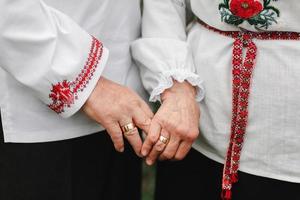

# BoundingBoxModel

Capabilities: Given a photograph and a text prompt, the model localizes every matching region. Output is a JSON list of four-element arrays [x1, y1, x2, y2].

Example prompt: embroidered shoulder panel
[[48, 37, 103, 114], [219, 0, 280, 30]]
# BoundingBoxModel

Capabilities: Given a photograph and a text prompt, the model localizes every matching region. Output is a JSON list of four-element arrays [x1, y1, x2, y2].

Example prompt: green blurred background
[[141, 100, 160, 200], [142, 163, 156, 200]]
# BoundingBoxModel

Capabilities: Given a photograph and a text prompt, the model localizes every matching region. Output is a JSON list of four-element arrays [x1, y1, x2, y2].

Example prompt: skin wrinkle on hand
[[143, 81, 200, 165], [83, 76, 154, 157]]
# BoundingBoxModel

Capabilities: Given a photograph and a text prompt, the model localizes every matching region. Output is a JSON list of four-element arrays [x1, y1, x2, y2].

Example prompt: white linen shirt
[[0, 0, 148, 143], [132, 0, 300, 182]]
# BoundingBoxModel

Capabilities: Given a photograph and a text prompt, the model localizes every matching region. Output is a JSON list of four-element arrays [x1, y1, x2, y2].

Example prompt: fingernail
[[137, 152, 143, 158], [146, 159, 153, 166], [142, 149, 148, 157]]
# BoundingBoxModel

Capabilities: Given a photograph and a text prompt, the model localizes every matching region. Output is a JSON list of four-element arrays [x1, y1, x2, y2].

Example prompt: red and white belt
[[198, 19, 300, 200]]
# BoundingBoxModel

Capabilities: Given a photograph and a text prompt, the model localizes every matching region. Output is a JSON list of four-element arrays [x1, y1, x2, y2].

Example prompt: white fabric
[[132, 38, 205, 102], [131, 1, 205, 103], [0, 68, 6, 107], [0, 0, 148, 142], [132, 0, 300, 183]]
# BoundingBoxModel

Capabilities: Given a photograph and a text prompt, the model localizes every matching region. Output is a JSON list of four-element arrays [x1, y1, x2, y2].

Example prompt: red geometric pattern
[[48, 37, 103, 114], [198, 19, 300, 200]]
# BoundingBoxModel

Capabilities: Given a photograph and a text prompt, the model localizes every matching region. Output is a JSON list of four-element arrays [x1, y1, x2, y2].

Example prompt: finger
[[105, 122, 124, 152], [119, 118, 143, 157], [159, 136, 181, 161], [145, 129, 169, 166], [141, 119, 161, 157], [119, 117, 133, 127], [139, 99, 154, 119], [132, 107, 152, 134], [123, 127, 143, 157], [173, 141, 193, 161]]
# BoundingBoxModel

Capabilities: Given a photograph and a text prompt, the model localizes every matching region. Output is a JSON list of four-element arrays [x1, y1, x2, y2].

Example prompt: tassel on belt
[[197, 19, 300, 200]]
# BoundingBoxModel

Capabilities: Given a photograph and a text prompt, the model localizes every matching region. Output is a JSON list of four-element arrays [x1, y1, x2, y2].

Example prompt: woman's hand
[[83, 77, 153, 156], [142, 81, 200, 165]]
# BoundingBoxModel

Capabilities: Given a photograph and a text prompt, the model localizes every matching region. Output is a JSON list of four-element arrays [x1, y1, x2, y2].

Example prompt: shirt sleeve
[[131, 0, 204, 102], [0, 0, 109, 118]]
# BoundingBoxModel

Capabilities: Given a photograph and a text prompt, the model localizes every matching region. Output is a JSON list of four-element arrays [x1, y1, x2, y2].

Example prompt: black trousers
[[0, 116, 141, 200], [155, 148, 300, 200]]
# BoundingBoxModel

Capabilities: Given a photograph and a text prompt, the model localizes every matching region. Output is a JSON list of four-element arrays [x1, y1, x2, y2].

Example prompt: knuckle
[[119, 102, 133, 113], [148, 135, 158, 144], [136, 117, 151, 128], [175, 126, 189, 135], [155, 143, 165, 152], [174, 154, 185, 161], [123, 104, 134, 113], [185, 133, 197, 142], [163, 152, 174, 160], [187, 129, 200, 141]]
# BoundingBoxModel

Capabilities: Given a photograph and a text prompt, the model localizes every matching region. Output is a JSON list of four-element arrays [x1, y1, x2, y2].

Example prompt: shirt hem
[[192, 143, 300, 184], [4, 126, 105, 143]]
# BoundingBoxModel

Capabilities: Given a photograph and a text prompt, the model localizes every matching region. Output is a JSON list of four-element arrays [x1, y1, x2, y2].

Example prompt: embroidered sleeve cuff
[[149, 69, 205, 103], [48, 37, 109, 118]]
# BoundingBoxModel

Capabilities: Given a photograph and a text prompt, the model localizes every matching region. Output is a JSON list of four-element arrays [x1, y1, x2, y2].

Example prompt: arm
[[131, 0, 202, 163], [0, 0, 153, 155], [132, 0, 204, 102], [0, 0, 109, 118]]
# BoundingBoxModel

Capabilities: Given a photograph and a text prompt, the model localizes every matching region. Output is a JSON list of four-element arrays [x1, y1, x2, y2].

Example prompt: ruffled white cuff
[[149, 69, 205, 102]]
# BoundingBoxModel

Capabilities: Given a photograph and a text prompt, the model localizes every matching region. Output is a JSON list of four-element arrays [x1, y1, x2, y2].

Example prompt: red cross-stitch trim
[[198, 19, 300, 200], [48, 37, 103, 114]]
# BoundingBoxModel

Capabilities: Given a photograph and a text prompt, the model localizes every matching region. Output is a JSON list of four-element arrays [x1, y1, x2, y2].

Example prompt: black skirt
[[0, 115, 142, 200], [155, 148, 300, 200]]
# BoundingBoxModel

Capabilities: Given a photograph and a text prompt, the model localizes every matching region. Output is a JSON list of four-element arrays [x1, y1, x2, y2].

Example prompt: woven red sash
[[198, 19, 300, 200]]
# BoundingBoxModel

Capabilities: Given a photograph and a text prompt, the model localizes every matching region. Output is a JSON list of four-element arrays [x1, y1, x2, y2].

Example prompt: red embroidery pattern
[[219, 0, 280, 30], [48, 37, 103, 114], [198, 19, 300, 200], [230, 0, 263, 19]]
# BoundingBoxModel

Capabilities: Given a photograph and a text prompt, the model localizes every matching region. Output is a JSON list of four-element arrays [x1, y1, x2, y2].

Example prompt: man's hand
[[83, 77, 153, 156], [142, 81, 200, 165]]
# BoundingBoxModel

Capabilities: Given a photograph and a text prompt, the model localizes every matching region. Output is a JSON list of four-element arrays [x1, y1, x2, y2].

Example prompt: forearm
[[0, 0, 109, 117]]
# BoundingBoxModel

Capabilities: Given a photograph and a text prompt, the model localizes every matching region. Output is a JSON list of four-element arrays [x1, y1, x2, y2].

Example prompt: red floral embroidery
[[219, 0, 280, 30], [197, 19, 300, 200], [230, 0, 263, 19], [48, 37, 103, 114], [48, 80, 74, 113]]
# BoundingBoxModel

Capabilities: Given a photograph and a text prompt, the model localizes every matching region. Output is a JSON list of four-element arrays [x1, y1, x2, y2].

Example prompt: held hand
[[142, 81, 200, 165], [83, 77, 153, 156]]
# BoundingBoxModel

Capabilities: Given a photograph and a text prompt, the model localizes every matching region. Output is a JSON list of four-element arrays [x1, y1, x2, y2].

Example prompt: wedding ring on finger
[[121, 123, 136, 136], [159, 135, 169, 145]]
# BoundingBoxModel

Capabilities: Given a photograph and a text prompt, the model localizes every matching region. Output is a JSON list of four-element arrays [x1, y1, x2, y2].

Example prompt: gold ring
[[123, 128, 137, 136], [159, 135, 169, 144], [121, 123, 136, 135]]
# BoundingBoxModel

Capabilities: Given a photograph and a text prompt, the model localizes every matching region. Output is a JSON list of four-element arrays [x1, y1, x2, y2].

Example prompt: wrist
[[161, 80, 196, 102], [82, 76, 106, 111]]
